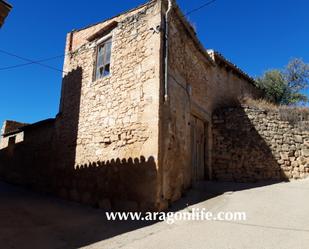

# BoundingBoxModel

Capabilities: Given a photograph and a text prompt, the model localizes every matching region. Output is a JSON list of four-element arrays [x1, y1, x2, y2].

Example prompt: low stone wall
[[0, 144, 159, 211], [0, 122, 55, 190], [54, 156, 158, 211], [0, 119, 159, 211], [212, 106, 309, 182]]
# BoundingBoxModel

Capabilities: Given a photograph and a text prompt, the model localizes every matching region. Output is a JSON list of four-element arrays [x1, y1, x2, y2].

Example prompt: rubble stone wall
[[212, 106, 309, 182], [58, 1, 161, 166], [54, 1, 164, 210], [0, 121, 55, 190], [0, 1, 164, 212], [159, 3, 262, 204]]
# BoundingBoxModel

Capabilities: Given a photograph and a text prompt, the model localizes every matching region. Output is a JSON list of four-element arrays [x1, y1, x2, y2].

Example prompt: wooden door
[[191, 115, 205, 182]]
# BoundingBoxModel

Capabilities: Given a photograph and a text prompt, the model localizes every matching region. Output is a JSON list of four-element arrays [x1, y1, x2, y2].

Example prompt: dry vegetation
[[240, 97, 309, 130], [241, 97, 278, 111], [278, 107, 309, 130]]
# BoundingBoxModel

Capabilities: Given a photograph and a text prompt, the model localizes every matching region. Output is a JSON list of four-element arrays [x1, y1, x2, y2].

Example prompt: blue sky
[[0, 0, 308, 125]]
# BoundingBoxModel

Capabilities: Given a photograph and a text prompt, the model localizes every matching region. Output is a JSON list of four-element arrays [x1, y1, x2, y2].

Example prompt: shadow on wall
[[212, 106, 288, 183], [0, 67, 84, 191], [55, 66, 83, 171], [165, 104, 293, 214], [0, 67, 160, 211], [54, 67, 160, 211], [0, 122, 55, 191], [53, 156, 158, 211]]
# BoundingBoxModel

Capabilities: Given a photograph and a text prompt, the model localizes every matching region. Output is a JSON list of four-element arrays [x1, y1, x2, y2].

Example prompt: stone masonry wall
[[212, 106, 309, 182], [0, 1, 280, 211], [54, 1, 164, 210], [0, 121, 55, 190], [0, 1, 164, 212], [58, 1, 161, 165], [0, 0, 163, 210], [159, 3, 262, 204], [0, 132, 24, 149]]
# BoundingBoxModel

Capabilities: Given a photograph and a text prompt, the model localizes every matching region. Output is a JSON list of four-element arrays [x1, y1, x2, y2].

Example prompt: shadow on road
[[0, 180, 283, 249]]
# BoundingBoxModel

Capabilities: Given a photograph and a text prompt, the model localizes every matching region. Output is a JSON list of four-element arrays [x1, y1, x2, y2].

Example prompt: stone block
[[295, 135, 303, 143], [293, 171, 300, 179], [302, 149, 309, 157], [280, 152, 289, 160]]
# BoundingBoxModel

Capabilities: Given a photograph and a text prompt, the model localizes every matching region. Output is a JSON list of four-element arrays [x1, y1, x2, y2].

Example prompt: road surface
[[0, 179, 309, 249]]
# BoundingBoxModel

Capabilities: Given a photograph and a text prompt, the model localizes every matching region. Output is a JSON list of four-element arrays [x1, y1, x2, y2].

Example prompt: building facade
[[0, 0, 262, 210]]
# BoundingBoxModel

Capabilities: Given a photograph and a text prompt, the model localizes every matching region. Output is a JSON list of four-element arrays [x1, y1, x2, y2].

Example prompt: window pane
[[103, 64, 110, 76], [99, 67, 104, 77], [96, 67, 100, 79], [97, 46, 104, 67], [96, 66, 104, 79], [104, 39, 112, 65]]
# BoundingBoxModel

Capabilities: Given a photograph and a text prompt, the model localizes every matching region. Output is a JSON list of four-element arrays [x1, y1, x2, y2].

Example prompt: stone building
[[1, 0, 266, 210], [0, 0, 12, 28]]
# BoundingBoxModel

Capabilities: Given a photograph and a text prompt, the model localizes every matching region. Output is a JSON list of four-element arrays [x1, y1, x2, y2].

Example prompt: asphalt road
[[1, 179, 309, 249]]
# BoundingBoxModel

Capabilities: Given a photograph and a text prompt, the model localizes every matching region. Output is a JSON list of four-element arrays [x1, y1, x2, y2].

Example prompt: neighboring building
[[0, 0, 262, 211], [0, 0, 12, 28]]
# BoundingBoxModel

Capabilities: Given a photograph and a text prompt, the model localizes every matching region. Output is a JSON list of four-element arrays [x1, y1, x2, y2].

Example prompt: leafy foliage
[[256, 58, 309, 105]]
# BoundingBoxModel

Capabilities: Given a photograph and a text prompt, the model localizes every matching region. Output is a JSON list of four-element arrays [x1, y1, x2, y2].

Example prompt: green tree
[[256, 58, 309, 105]]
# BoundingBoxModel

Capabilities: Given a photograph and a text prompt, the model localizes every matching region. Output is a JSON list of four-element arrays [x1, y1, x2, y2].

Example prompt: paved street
[[1, 179, 309, 249]]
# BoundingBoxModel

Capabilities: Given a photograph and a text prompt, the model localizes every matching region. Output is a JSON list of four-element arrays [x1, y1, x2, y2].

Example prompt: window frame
[[93, 33, 113, 81]]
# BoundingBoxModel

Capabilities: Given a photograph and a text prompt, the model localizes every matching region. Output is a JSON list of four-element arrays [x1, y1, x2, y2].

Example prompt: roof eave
[[210, 50, 257, 86], [2, 118, 55, 137], [0, 0, 12, 10], [173, 5, 215, 67], [74, 0, 156, 33]]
